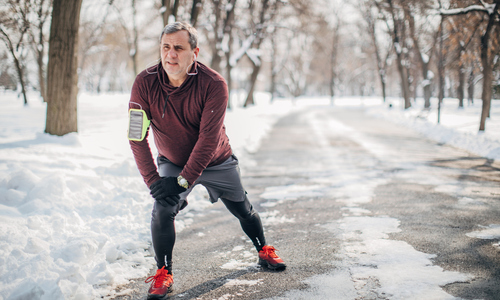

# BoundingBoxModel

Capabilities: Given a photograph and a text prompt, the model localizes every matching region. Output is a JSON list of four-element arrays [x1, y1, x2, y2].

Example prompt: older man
[[128, 21, 286, 299]]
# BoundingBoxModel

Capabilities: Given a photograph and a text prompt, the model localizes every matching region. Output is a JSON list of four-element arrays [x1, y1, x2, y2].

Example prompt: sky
[[0, 90, 499, 299]]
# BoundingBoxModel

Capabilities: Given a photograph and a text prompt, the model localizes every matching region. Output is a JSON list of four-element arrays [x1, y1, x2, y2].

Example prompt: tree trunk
[[45, 0, 83, 136], [162, 0, 171, 26], [244, 64, 261, 107], [478, 1, 498, 131], [12, 51, 28, 105], [467, 69, 474, 105], [0, 30, 29, 105], [161, 0, 179, 26], [190, 0, 202, 27], [131, 0, 139, 75], [387, 0, 411, 109], [210, 0, 222, 73], [479, 45, 493, 131], [225, 31, 233, 109], [405, 7, 432, 108], [36, 46, 47, 102], [437, 20, 444, 124], [329, 25, 339, 104], [457, 65, 465, 108], [270, 33, 277, 103]]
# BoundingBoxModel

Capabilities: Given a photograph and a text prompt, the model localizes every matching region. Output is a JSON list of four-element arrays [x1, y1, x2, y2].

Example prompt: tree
[[403, 0, 439, 109], [440, 0, 500, 131], [360, 0, 391, 103], [161, 0, 180, 26], [208, 0, 237, 74], [45, 0, 83, 136], [27, 0, 52, 102], [0, 0, 31, 105], [443, 12, 481, 108], [243, 0, 279, 107], [377, 0, 412, 109]]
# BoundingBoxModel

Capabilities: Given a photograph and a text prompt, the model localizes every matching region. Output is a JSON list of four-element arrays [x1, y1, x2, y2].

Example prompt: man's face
[[160, 30, 199, 86]]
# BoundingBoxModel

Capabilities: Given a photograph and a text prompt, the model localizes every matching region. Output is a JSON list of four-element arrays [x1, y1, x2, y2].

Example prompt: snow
[[439, 5, 488, 16], [1, 90, 499, 299]]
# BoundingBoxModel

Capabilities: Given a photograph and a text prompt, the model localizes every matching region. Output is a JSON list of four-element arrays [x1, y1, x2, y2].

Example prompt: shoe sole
[[259, 258, 287, 271], [147, 286, 173, 300]]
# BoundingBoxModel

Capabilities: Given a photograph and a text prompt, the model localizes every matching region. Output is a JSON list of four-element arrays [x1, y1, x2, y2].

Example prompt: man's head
[[159, 22, 200, 87]]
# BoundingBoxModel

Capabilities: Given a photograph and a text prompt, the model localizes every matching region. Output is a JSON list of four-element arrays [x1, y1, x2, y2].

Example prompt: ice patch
[[224, 279, 262, 287], [328, 216, 470, 299], [260, 210, 295, 225], [220, 259, 256, 270], [466, 224, 500, 239]]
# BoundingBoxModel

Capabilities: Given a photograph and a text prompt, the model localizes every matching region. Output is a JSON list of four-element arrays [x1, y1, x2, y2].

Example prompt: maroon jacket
[[129, 62, 232, 187]]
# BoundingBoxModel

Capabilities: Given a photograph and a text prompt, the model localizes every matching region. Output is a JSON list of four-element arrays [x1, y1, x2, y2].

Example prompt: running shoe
[[145, 266, 173, 299], [258, 245, 286, 271]]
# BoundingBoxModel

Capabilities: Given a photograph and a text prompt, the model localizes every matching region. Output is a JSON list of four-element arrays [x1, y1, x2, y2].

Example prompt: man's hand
[[156, 195, 181, 207], [150, 177, 187, 200]]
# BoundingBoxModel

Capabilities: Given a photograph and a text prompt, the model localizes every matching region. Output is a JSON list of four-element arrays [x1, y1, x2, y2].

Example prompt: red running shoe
[[145, 266, 173, 299], [258, 245, 286, 271]]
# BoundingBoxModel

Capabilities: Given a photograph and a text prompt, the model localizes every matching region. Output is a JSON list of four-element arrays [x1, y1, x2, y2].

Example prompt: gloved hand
[[149, 177, 187, 201], [156, 194, 181, 207]]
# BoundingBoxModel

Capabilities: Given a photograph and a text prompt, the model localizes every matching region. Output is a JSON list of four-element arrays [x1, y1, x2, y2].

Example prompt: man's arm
[[179, 79, 229, 185], [129, 76, 162, 188]]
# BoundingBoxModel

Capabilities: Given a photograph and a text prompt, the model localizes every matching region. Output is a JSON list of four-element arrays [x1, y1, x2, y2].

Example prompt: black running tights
[[150, 196, 266, 271]]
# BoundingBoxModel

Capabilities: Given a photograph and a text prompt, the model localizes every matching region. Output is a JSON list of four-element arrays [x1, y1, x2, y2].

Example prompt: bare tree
[[444, 12, 481, 108], [161, 0, 180, 26], [243, 0, 279, 107], [0, 1, 31, 105], [377, 0, 412, 109], [403, 1, 439, 109], [113, 1, 141, 75], [27, 0, 52, 102], [45, 0, 83, 136], [190, 0, 203, 27], [208, 0, 237, 74], [360, 0, 391, 103], [440, 0, 500, 131]]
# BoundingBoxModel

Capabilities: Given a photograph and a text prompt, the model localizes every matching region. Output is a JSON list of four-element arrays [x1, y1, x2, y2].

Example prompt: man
[[128, 22, 286, 300]]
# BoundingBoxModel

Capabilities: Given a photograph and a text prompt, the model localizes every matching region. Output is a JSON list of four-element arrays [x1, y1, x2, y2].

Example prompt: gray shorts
[[157, 154, 246, 207]]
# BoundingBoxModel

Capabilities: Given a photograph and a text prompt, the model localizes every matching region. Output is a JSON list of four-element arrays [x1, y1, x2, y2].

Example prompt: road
[[114, 106, 500, 300]]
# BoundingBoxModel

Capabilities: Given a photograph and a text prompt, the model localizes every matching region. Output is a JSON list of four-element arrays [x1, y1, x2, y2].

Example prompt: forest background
[[1, 0, 499, 133]]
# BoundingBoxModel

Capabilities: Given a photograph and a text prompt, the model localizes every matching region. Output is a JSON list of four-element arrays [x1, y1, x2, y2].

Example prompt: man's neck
[[168, 75, 187, 87]]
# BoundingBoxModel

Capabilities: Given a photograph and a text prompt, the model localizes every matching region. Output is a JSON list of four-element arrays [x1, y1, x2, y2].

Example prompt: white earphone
[[187, 53, 198, 76]]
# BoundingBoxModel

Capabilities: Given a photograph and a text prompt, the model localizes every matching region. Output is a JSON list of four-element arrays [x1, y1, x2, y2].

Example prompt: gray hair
[[159, 21, 198, 50]]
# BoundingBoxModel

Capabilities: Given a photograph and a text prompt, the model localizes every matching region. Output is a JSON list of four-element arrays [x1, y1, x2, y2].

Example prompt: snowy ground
[[0, 90, 499, 299]]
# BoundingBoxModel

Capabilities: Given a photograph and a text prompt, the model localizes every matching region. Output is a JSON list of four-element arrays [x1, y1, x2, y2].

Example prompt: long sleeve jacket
[[129, 62, 232, 187]]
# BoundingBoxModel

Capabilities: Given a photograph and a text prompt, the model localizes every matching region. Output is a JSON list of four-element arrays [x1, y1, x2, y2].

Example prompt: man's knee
[[151, 201, 179, 223]]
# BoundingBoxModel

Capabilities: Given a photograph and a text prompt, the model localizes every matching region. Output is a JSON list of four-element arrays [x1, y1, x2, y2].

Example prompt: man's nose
[[166, 49, 178, 58]]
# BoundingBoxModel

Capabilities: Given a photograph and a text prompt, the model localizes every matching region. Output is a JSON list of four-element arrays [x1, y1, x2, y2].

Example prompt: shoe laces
[[262, 245, 279, 258], [145, 266, 171, 288]]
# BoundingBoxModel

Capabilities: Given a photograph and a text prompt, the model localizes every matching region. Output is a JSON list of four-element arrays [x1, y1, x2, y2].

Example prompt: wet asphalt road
[[112, 106, 500, 300]]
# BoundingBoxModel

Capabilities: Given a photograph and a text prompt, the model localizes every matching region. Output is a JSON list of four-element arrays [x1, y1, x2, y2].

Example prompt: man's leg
[[150, 200, 183, 273], [153, 156, 191, 273], [220, 196, 266, 251]]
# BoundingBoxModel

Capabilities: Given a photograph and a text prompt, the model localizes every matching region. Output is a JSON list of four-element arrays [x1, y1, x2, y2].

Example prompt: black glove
[[156, 194, 181, 207], [150, 177, 187, 200]]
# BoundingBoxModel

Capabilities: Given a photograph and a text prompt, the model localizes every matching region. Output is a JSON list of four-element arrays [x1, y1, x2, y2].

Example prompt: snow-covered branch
[[439, 5, 489, 16], [229, 34, 255, 67]]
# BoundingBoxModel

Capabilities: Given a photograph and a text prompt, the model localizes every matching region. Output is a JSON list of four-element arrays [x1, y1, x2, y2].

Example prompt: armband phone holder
[[128, 108, 150, 141]]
